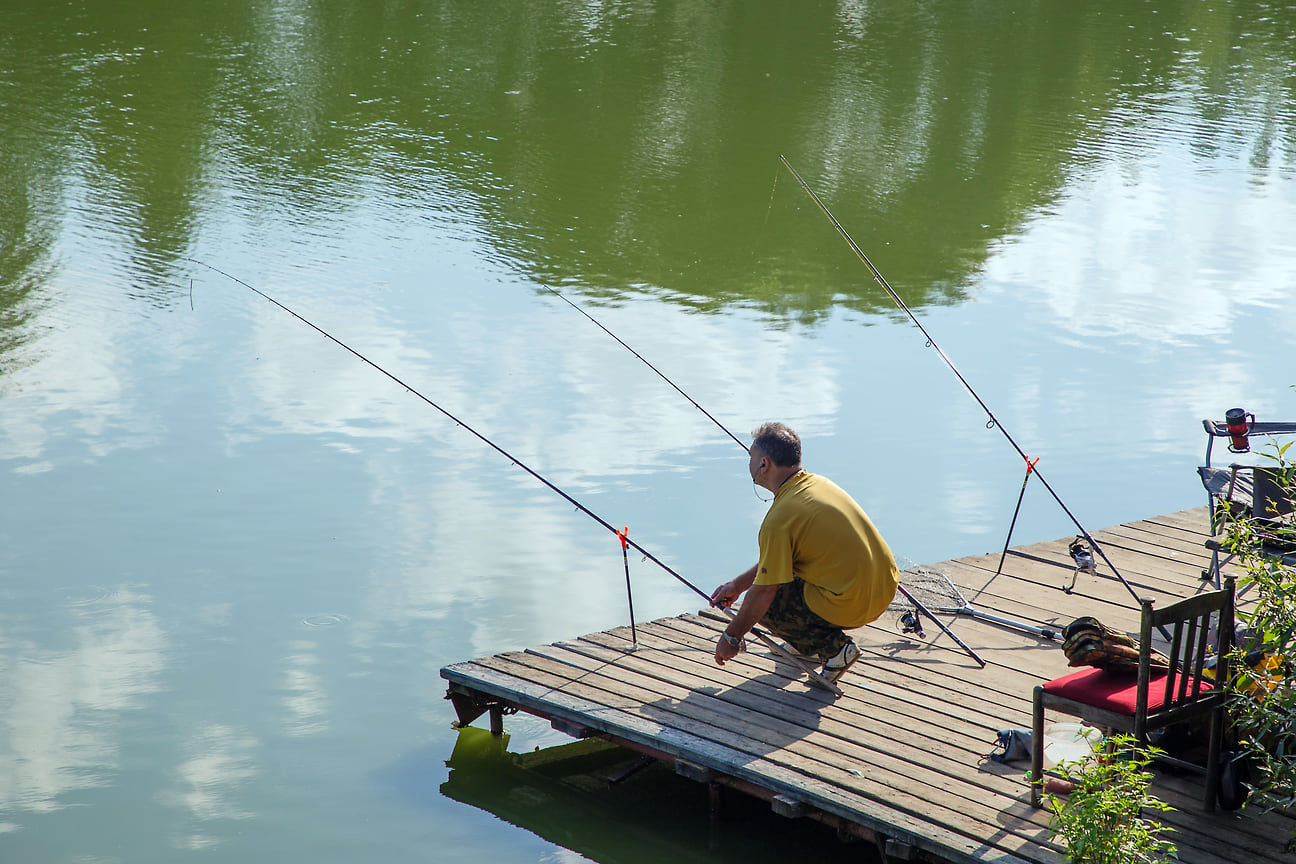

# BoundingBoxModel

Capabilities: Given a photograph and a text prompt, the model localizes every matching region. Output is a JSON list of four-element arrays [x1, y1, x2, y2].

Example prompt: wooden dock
[[440, 507, 1295, 863]]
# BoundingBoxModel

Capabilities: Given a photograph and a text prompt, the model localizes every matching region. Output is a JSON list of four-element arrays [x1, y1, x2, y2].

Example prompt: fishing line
[[533, 283, 792, 513], [537, 284, 748, 452], [534, 283, 768, 509], [188, 258, 845, 693], [776, 155, 1145, 611], [760, 166, 781, 238]]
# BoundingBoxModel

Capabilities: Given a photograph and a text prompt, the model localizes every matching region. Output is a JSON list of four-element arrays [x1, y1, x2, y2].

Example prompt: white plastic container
[[1041, 722, 1103, 770]]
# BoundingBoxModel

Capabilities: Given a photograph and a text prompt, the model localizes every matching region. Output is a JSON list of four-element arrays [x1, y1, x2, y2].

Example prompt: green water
[[2, 2, 1295, 862]]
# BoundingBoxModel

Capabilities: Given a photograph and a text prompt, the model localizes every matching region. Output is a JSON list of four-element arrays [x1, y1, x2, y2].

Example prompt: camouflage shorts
[[760, 577, 848, 661]]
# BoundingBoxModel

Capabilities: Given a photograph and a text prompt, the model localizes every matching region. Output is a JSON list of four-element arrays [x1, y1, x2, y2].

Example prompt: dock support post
[[445, 684, 516, 733]]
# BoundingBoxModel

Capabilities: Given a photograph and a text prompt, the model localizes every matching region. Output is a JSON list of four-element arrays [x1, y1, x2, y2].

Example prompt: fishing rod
[[777, 155, 1144, 611], [186, 258, 845, 695], [538, 282, 988, 664]]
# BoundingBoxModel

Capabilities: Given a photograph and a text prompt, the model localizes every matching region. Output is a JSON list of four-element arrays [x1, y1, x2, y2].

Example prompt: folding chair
[[1198, 417, 1296, 586], [1201, 466, 1295, 584], [1030, 578, 1235, 810]]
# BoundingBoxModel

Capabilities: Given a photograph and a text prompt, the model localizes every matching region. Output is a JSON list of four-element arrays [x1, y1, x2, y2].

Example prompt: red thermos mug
[[1225, 407, 1254, 453]]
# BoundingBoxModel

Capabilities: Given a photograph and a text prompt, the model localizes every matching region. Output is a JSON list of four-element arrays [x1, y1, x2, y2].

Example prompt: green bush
[[1043, 734, 1177, 864]]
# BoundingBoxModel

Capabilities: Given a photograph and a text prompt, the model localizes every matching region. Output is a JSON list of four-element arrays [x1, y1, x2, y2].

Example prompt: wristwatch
[[721, 632, 744, 649]]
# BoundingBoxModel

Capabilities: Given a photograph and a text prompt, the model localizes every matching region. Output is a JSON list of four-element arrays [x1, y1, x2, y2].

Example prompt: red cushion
[[1042, 666, 1215, 715]]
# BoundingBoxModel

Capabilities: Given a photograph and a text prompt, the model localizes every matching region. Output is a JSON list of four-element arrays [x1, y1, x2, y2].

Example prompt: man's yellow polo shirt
[[753, 471, 898, 628]]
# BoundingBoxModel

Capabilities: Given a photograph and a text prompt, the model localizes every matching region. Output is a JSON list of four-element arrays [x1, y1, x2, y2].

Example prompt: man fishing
[[710, 422, 899, 684]]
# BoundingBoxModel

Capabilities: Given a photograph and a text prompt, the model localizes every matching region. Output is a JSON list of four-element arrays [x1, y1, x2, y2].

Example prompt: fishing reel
[[896, 607, 926, 639], [1065, 535, 1097, 594]]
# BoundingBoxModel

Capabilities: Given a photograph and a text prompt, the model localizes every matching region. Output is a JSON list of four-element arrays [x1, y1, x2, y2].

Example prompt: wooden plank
[[658, 621, 1296, 864], [943, 555, 1147, 621], [548, 623, 1073, 861], [1151, 508, 1215, 534], [1103, 521, 1217, 563], [911, 560, 1099, 637], [1150, 778, 1296, 863], [665, 614, 1040, 729], [949, 551, 1180, 623], [999, 540, 1200, 600]]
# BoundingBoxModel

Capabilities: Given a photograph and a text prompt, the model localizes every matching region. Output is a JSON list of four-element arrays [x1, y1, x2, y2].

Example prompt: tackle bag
[[1061, 616, 1169, 672], [987, 729, 1032, 764]]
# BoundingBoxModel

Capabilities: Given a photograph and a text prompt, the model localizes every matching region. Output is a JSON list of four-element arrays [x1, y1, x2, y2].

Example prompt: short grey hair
[[750, 422, 801, 468]]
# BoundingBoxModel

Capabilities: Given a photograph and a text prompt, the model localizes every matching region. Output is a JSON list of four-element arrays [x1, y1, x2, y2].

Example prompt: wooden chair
[[1030, 578, 1235, 810]]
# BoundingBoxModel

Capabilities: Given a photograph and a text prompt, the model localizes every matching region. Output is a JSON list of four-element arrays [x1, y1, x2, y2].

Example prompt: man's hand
[[715, 633, 744, 665], [710, 580, 740, 609], [711, 566, 759, 609]]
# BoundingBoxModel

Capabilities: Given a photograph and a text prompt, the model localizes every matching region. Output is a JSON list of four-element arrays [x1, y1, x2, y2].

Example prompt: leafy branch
[[1222, 442, 1296, 813], [1043, 734, 1177, 864]]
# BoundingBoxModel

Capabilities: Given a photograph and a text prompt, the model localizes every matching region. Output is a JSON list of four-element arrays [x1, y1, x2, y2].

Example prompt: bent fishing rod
[[186, 258, 845, 695], [776, 155, 1143, 611]]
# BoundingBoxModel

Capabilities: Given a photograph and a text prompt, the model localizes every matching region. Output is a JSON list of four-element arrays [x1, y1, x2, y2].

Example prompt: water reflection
[[0, 265, 179, 472], [437, 727, 853, 864], [988, 158, 1296, 346], [280, 641, 329, 737], [0, 589, 165, 816], [4, 1, 1293, 325], [234, 277, 843, 472], [169, 723, 259, 850]]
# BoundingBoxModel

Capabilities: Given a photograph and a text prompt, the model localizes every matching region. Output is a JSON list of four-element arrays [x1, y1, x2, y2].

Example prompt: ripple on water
[[301, 613, 348, 627], [58, 587, 120, 607]]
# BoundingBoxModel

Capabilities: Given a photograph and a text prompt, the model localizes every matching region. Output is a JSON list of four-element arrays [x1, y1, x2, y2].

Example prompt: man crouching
[[711, 422, 899, 685]]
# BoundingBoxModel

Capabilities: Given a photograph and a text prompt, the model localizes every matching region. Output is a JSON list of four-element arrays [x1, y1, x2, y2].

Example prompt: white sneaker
[[821, 640, 862, 684]]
